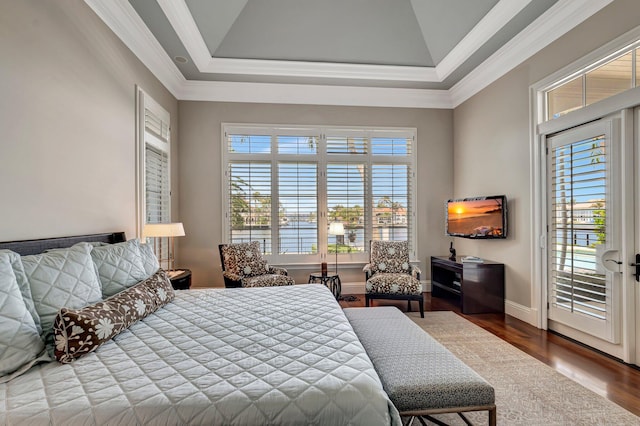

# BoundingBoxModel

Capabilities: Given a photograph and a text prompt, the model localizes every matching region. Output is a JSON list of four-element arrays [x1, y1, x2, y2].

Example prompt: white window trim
[[221, 123, 418, 266], [529, 25, 640, 330], [136, 86, 171, 237]]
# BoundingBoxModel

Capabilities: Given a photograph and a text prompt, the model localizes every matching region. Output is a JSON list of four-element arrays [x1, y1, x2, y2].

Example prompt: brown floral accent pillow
[[53, 270, 175, 363]]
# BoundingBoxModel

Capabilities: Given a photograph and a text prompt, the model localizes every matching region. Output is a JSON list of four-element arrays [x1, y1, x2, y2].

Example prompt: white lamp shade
[[328, 222, 344, 236], [143, 222, 185, 238]]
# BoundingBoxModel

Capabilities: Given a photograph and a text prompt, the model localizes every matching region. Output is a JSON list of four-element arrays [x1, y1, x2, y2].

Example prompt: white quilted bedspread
[[1, 284, 399, 425]]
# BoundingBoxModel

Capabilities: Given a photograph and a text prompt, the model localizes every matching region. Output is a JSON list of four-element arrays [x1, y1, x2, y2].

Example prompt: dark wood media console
[[430, 256, 505, 314]]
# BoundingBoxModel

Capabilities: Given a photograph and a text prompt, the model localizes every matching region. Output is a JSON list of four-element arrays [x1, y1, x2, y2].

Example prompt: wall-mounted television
[[445, 195, 507, 239]]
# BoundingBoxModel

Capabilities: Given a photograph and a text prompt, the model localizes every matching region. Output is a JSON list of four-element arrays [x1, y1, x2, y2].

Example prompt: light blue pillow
[[0, 252, 46, 382], [90, 239, 147, 297], [139, 242, 160, 278], [0, 249, 42, 335], [21, 242, 102, 346]]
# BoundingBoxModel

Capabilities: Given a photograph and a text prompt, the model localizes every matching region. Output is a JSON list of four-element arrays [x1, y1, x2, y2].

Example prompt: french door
[[547, 119, 622, 345]]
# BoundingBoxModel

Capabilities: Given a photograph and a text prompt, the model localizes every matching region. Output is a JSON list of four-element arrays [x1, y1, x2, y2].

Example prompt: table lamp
[[142, 222, 185, 273], [328, 221, 344, 273]]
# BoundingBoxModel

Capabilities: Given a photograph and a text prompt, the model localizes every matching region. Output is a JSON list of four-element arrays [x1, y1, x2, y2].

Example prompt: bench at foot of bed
[[344, 307, 496, 426]]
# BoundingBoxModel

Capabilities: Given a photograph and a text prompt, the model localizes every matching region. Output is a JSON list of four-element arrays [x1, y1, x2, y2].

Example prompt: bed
[[0, 233, 400, 425]]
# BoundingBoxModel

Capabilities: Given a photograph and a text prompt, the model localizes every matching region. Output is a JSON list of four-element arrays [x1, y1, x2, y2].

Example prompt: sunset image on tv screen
[[448, 199, 504, 237]]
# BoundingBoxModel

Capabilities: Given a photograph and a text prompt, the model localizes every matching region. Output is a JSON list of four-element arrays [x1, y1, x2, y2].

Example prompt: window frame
[[221, 123, 417, 266], [541, 33, 640, 122], [136, 87, 171, 237]]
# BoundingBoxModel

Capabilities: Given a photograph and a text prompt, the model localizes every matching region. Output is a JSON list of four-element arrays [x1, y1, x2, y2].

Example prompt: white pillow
[[21, 243, 102, 346], [0, 252, 46, 382], [90, 239, 148, 297]]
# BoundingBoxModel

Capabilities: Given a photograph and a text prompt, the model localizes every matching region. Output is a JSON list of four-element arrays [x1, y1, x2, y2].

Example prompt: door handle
[[630, 254, 640, 282]]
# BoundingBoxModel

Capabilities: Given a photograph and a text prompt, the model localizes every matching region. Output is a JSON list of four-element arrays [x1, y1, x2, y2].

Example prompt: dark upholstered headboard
[[0, 232, 126, 255]]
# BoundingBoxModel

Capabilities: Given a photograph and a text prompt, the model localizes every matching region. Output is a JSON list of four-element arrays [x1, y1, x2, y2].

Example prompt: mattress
[[1, 284, 400, 425]]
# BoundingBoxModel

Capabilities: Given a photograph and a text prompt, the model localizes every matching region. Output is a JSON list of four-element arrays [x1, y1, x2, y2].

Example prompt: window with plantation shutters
[[222, 124, 417, 264], [136, 88, 171, 238]]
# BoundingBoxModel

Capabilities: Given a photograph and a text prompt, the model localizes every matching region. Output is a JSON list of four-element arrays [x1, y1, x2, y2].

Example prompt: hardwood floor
[[339, 292, 640, 417]]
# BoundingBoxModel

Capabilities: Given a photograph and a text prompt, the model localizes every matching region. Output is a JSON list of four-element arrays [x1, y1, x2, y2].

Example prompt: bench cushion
[[365, 273, 421, 295], [344, 306, 494, 412]]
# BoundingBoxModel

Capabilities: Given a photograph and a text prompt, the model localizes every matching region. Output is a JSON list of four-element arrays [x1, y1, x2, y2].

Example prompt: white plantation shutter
[[326, 162, 366, 250], [372, 164, 411, 243], [143, 101, 170, 225], [278, 162, 317, 254], [227, 161, 272, 253], [550, 135, 607, 320], [370, 135, 414, 255], [145, 145, 169, 223], [222, 125, 416, 263], [136, 89, 171, 263]]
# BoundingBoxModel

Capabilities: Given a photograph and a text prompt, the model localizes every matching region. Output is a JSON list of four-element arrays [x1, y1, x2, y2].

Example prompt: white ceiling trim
[[203, 58, 440, 82], [433, 0, 532, 81], [84, 0, 613, 109], [156, 0, 211, 72], [84, 0, 184, 97], [449, 0, 615, 107], [179, 80, 453, 109], [158, 0, 531, 83]]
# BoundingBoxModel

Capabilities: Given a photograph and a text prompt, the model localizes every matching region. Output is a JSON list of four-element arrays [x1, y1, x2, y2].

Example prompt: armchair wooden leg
[[407, 300, 412, 312], [365, 296, 370, 307]]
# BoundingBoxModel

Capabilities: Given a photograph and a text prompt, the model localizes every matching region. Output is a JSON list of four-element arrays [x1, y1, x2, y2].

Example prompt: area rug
[[406, 311, 639, 426]]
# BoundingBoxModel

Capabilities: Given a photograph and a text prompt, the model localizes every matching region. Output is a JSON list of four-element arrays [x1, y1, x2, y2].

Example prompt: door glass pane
[[550, 135, 607, 319], [278, 162, 317, 254], [547, 76, 583, 120], [586, 52, 633, 106]]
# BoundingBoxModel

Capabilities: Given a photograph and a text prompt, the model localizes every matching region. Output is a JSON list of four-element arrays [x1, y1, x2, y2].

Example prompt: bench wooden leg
[[489, 406, 496, 426]]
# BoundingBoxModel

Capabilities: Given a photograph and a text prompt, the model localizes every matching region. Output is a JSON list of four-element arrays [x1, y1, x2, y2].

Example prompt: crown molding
[[84, 0, 185, 97], [156, 0, 211, 71], [208, 58, 440, 82], [434, 0, 531, 80], [179, 81, 453, 109], [449, 0, 615, 108], [85, 0, 613, 109]]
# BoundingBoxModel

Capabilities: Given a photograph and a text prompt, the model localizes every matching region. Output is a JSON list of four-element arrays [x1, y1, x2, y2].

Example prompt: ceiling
[[85, 0, 614, 108]]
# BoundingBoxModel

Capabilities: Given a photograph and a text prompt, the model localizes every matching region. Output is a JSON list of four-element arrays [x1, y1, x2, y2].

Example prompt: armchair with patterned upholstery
[[363, 240, 423, 317], [219, 241, 295, 288]]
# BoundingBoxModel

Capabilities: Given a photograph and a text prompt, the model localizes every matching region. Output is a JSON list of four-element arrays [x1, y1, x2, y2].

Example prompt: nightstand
[[168, 269, 192, 290]]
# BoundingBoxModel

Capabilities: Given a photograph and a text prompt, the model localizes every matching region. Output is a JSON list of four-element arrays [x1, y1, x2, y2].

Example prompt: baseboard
[[505, 300, 538, 327], [340, 281, 364, 295]]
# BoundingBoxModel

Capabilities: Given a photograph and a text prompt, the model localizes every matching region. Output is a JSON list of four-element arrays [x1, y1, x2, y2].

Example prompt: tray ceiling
[[85, 0, 614, 107]]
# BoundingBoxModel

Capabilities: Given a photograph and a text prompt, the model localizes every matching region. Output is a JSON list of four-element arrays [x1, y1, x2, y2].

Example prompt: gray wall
[[0, 0, 178, 241], [178, 102, 453, 287], [452, 0, 640, 308]]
